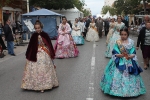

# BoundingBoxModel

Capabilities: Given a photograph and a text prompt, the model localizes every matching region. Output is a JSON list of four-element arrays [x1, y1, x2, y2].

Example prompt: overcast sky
[[84, 0, 104, 15]]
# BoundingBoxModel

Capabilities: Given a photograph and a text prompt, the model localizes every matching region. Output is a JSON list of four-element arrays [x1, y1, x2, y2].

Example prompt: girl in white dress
[[71, 18, 84, 45], [86, 19, 99, 42]]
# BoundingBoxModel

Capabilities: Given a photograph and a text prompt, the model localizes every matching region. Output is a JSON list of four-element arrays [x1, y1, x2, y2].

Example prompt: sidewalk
[[0, 44, 27, 63], [0, 34, 28, 63]]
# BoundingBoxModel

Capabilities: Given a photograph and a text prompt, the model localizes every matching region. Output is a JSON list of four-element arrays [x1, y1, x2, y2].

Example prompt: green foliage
[[102, 6, 116, 16], [114, 0, 142, 15], [0, 0, 14, 7], [82, 9, 90, 17], [74, 0, 85, 11], [30, 0, 88, 17], [30, 0, 85, 10]]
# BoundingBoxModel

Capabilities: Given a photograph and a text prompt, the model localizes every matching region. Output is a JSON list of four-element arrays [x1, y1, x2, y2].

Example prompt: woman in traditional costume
[[86, 19, 99, 42], [21, 20, 59, 92], [106, 18, 116, 45], [100, 27, 146, 97], [55, 17, 79, 58], [105, 16, 125, 58], [71, 18, 84, 45]]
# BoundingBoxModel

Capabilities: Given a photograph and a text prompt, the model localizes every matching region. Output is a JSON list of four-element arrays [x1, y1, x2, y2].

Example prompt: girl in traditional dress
[[71, 18, 84, 45], [86, 19, 99, 42], [21, 20, 59, 93], [105, 16, 125, 58], [106, 18, 116, 45], [100, 27, 146, 97], [55, 17, 79, 58]]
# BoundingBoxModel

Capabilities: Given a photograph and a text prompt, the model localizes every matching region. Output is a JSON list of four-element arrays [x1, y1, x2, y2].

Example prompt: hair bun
[[34, 20, 43, 29], [36, 20, 40, 23]]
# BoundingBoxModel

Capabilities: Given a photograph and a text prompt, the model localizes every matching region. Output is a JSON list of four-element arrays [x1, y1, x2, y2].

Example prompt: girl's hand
[[62, 33, 65, 35], [128, 55, 135, 59], [116, 54, 124, 58]]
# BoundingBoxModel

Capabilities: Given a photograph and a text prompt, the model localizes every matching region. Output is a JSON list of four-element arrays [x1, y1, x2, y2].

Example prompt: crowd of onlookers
[[0, 19, 22, 58]]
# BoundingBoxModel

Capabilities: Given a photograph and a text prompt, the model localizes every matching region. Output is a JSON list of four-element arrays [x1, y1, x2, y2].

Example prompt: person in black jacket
[[136, 22, 150, 70], [67, 20, 72, 29], [85, 15, 91, 33], [104, 19, 109, 36], [3, 19, 16, 56]]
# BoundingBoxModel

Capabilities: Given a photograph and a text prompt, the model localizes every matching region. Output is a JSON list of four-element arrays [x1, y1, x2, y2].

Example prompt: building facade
[[0, 0, 27, 24]]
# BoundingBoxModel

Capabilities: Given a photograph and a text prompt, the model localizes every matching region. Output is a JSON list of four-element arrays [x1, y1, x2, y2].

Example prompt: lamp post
[[143, 0, 147, 14], [26, 0, 29, 41], [27, 0, 29, 13]]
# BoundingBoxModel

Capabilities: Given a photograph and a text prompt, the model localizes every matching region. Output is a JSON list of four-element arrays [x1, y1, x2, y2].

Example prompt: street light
[[27, 0, 29, 13]]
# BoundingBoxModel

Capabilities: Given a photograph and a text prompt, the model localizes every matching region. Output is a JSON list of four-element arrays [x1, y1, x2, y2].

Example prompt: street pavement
[[0, 35, 150, 100]]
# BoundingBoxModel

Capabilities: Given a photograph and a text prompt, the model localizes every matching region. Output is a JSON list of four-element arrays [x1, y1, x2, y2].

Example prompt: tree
[[114, 0, 142, 15], [30, 0, 85, 10], [101, 6, 116, 16], [74, 0, 85, 11], [82, 9, 90, 17], [0, 0, 14, 7]]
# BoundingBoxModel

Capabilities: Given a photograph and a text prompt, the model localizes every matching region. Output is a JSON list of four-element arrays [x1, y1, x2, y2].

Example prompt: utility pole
[[26, 0, 29, 41], [27, 0, 29, 13], [143, 0, 147, 14]]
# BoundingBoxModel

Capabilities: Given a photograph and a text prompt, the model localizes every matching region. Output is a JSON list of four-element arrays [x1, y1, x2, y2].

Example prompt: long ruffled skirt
[[21, 47, 59, 91], [105, 32, 120, 58], [72, 36, 84, 45], [100, 59, 146, 97], [55, 34, 79, 58], [106, 29, 114, 45], [86, 28, 99, 42]]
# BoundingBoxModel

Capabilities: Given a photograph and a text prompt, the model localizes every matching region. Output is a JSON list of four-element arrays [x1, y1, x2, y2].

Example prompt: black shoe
[[11, 54, 16, 56], [4, 48, 7, 50], [0, 54, 4, 58], [144, 68, 147, 70], [147, 64, 149, 67]]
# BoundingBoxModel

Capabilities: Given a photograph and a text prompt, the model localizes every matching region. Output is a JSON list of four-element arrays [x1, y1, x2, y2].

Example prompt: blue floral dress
[[105, 22, 125, 58], [71, 22, 84, 45], [100, 38, 146, 97]]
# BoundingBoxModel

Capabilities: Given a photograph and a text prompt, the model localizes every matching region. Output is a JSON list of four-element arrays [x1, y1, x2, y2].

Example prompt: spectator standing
[[3, 19, 16, 56]]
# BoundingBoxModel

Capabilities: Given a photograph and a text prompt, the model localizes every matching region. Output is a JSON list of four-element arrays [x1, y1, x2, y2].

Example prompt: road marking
[[86, 98, 93, 100], [0, 51, 26, 63], [86, 42, 96, 100]]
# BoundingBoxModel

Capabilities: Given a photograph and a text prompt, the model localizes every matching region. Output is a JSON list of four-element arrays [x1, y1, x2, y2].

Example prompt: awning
[[14, 8, 22, 12], [2, 7, 14, 11]]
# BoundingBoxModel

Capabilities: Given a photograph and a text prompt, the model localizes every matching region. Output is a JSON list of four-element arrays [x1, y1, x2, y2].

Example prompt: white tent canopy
[[2, 7, 14, 11], [96, 14, 102, 18], [112, 15, 117, 19], [103, 11, 111, 19], [51, 7, 83, 24]]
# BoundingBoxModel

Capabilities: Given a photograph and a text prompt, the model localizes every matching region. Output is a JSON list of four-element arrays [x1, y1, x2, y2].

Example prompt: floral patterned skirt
[[86, 28, 99, 42], [100, 60, 146, 97], [72, 36, 84, 45], [105, 32, 120, 58], [21, 47, 59, 91], [54, 35, 79, 58], [106, 29, 113, 45]]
